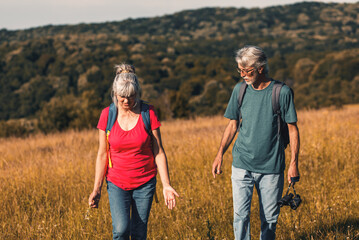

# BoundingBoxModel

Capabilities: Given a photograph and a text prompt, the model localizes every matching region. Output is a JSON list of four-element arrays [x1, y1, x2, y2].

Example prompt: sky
[[0, 0, 357, 30]]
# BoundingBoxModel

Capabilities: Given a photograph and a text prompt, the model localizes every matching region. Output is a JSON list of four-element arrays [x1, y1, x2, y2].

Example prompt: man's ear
[[258, 66, 264, 74]]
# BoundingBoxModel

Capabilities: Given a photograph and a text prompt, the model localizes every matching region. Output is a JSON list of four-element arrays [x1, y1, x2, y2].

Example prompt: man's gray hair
[[235, 45, 269, 74], [111, 72, 141, 106]]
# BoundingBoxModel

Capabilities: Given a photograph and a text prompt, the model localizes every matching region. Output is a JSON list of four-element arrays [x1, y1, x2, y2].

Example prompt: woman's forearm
[[92, 153, 108, 192], [92, 130, 108, 192], [155, 152, 171, 187], [151, 128, 179, 209]]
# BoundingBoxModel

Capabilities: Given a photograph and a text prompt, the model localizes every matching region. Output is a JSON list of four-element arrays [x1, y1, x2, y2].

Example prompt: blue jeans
[[231, 166, 284, 240], [107, 178, 156, 240]]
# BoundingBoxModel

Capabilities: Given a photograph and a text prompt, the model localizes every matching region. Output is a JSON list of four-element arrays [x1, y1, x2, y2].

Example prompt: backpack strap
[[139, 101, 158, 203], [272, 81, 284, 141], [106, 103, 117, 168], [237, 82, 248, 130], [106, 103, 117, 134], [140, 101, 151, 135]]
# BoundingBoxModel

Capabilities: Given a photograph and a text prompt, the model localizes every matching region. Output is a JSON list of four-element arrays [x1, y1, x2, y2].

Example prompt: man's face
[[237, 64, 259, 85]]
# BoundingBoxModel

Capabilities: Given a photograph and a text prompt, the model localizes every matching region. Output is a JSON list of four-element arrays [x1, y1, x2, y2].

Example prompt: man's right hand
[[211, 119, 238, 178], [212, 154, 223, 178]]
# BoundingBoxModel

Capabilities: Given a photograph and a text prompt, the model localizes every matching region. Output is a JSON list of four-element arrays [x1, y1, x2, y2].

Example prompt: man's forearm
[[218, 120, 238, 155], [288, 123, 300, 163]]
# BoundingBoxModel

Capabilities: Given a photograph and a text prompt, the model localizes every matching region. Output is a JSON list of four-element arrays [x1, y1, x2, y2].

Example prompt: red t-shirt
[[97, 105, 161, 190]]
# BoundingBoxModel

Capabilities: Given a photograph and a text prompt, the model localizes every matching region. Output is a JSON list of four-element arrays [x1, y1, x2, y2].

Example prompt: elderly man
[[212, 45, 300, 240]]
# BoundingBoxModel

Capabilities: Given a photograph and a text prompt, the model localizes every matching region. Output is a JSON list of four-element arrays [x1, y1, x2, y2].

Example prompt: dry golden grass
[[1, 105, 359, 239]]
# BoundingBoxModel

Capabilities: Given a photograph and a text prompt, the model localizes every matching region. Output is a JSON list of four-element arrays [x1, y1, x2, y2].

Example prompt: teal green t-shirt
[[224, 80, 297, 174]]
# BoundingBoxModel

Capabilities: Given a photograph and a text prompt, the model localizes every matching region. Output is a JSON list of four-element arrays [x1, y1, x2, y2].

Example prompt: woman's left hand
[[163, 185, 180, 210]]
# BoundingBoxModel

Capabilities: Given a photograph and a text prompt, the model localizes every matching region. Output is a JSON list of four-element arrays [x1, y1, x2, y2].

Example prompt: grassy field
[[1, 105, 358, 239]]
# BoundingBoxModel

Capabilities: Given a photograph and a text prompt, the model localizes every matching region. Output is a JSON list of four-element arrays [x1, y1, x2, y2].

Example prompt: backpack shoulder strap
[[106, 102, 117, 134], [272, 80, 284, 114], [140, 101, 151, 135], [237, 82, 248, 121], [106, 102, 117, 168], [272, 80, 285, 141]]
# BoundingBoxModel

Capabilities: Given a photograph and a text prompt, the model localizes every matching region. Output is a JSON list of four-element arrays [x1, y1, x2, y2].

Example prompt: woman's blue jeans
[[107, 178, 156, 240], [231, 166, 284, 240]]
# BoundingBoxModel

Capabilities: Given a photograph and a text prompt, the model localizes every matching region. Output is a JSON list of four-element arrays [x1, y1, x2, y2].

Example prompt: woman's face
[[116, 94, 137, 110]]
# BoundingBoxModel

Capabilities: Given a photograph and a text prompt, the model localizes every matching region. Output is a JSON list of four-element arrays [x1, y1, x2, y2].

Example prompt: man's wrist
[[289, 158, 298, 164]]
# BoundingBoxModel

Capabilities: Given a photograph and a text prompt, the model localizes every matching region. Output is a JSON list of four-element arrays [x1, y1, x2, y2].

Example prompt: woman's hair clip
[[117, 70, 132, 75]]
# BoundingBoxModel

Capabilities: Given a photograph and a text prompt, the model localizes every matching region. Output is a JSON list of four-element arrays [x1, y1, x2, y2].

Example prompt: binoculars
[[278, 180, 302, 210]]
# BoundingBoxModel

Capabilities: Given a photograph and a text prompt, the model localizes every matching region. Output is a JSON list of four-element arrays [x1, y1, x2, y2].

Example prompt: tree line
[[0, 2, 358, 137]]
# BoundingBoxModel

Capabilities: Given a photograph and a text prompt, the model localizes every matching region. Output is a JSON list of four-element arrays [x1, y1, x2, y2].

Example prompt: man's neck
[[252, 76, 271, 90]]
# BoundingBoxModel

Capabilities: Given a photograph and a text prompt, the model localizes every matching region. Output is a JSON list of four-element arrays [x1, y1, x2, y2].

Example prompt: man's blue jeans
[[231, 166, 284, 240], [107, 177, 156, 240]]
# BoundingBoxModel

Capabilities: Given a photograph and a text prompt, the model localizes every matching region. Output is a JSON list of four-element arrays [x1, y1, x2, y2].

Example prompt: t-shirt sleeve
[[149, 105, 161, 130], [280, 86, 297, 123], [224, 82, 241, 120], [97, 107, 109, 131]]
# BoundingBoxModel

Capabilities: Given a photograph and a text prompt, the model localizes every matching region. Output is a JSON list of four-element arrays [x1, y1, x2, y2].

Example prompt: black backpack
[[237, 80, 291, 149]]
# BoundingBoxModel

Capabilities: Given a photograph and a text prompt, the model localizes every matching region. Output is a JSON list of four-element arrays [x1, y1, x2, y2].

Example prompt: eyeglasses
[[237, 67, 256, 76]]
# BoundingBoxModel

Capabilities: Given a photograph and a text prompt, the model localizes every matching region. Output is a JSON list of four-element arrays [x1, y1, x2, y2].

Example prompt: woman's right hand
[[88, 190, 101, 208]]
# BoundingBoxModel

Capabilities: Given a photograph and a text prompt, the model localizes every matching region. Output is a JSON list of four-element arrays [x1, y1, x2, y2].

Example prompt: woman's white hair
[[111, 72, 141, 106], [115, 63, 135, 74], [235, 45, 269, 74]]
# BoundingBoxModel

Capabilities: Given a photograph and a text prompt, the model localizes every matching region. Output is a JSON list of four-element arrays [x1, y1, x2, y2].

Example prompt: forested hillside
[[1, 2, 358, 136]]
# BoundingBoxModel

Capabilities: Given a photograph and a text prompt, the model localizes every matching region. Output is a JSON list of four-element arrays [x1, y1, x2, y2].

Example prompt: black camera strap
[[285, 182, 298, 197], [279, 182, 302, 210]]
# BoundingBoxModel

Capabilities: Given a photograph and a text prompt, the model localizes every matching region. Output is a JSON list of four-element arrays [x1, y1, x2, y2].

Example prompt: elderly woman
[[88, 64, 179, 240]]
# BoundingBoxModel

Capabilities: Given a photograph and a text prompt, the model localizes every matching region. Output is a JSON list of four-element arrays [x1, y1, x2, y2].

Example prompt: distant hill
[[0, 2, 358, 136]]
